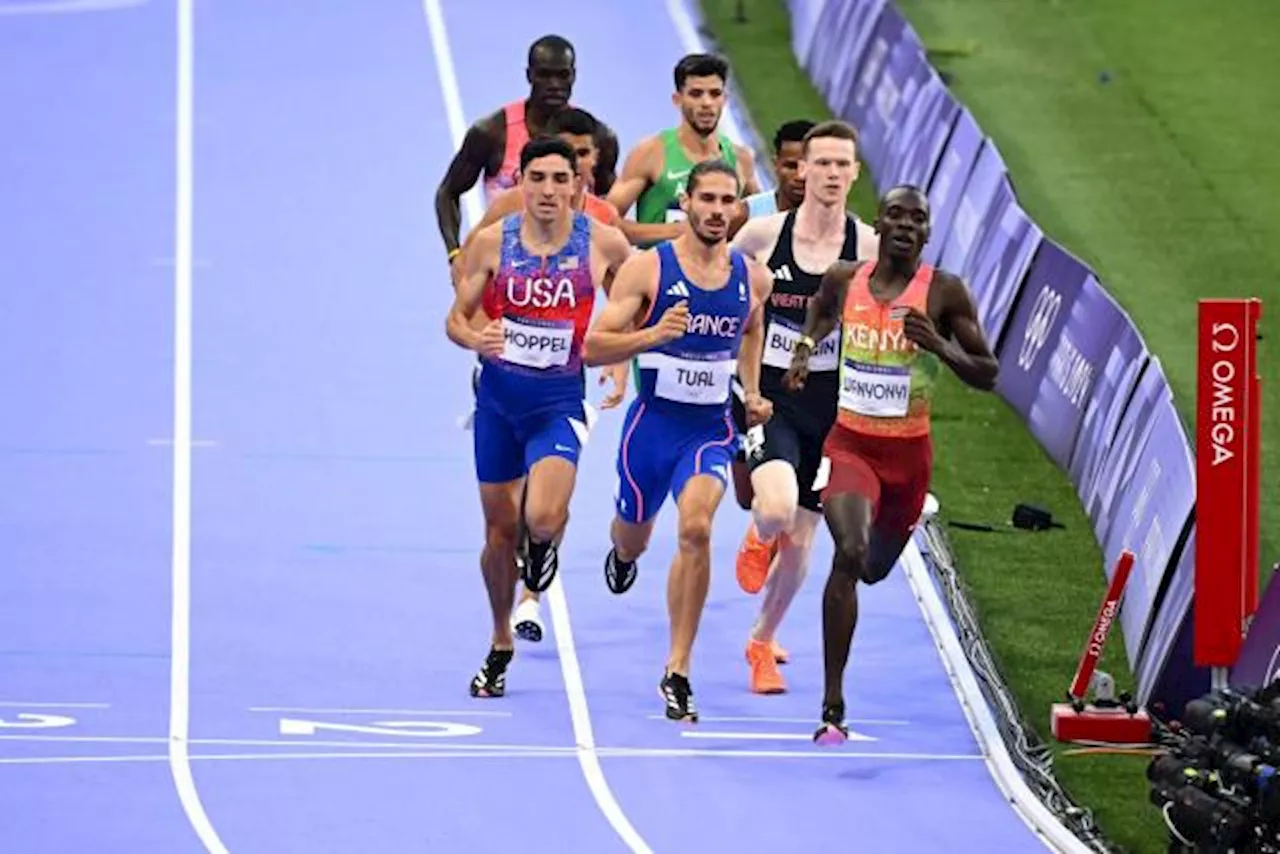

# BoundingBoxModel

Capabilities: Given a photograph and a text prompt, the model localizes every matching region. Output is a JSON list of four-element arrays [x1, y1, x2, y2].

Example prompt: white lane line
[[645, 714, 911, 725], [0, 702, 110, 709], [0, 747, 984, 766], [167, 1, 228, 851], [419, 5, 651, 851], [247, 706, 511, 717], [679, 730, 876, 743]]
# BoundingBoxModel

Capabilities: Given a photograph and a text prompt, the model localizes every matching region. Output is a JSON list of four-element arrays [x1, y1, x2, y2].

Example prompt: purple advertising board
[[1141, 528, 1211, 714], [1082, 357, 1175, 550], [921, 109, 983, 265], [967, 191, 1041, 346], [1025, 276, 1138, 471], [809, 0, 884, 115], [1230, 570, 1280, 689], [1068, 309, 1149, 505], [838, 2, 907, 140], [939, 140, 1008, 277], [788, 0, 832, 69], [845, 21, 927, 177], [886, 75, 958, 193], [992, 240, 1093, 432], [1101, 395, 1196, 665]]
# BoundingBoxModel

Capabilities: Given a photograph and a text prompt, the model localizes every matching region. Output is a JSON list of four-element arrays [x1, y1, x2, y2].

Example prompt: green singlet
[[630, 128, 740, 389]]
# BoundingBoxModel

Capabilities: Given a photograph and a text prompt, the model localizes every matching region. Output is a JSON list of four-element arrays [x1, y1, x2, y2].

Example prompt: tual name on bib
[[839, 361, 911, 418], [657, 358, 731, 404], [502, 317, 573, 369]]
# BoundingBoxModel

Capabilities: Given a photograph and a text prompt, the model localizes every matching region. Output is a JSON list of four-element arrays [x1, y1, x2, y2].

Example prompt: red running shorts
[[819, 426, 933, 541]]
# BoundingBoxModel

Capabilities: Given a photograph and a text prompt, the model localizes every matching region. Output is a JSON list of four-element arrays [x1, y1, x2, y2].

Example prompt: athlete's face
[[681, 171, 739, 246], [557, 131, 598, 191], [875, 190, 931, 260], [673, 74, 725, 137], [521, 154, 578, 222], [528, 49, 574, 110], [799, 136, 858, 207], [773, 140, 806, 207]]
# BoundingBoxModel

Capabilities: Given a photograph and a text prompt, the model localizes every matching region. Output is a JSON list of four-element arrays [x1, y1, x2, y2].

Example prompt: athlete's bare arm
[[606, 138, 685, 245], [738, 258, 776, 425], [908, 271, 999, 391], [784, 260, 860, 391], [584, 251, 684, 366], [730, 213, 786, 263], [590, 220, 634, 294], [435, 112, 502, 257], [445, 222, 503, 357], [734, 143, 762, 196]]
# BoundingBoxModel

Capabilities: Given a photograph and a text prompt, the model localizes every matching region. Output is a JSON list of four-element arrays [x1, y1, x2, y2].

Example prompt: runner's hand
[[476, 318, 505, 359], [652, 300, 690, 345], [744, 392, 773, 427], [599, 362, 628, 409], [902, 307, 944, 353], [782, 351, 809, 392]]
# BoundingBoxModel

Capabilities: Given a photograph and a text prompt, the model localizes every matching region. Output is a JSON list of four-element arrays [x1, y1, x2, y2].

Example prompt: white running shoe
[[511, 597, 544, 643]]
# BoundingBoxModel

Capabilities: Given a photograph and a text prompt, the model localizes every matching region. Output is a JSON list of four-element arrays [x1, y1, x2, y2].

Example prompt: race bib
[[642, 353, 733, 404], [762, 320, 839, 372], [501, 316, 573, 370], [839, 360, 911, 418]]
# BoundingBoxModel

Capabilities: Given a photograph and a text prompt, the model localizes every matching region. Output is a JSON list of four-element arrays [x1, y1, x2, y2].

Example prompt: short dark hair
[[528, 35, 574, 66], [880, 184, 930, 213], [520, 136, 577, 173], [773, 120, 817, 154], [545, 107, 599, 138], [802, 119, 859, 153], [686, 159, 739, 195], [674, 53, 729, 90]]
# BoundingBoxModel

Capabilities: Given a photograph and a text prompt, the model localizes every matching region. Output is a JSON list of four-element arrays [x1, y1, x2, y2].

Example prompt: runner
[[445, 137, 632, 698], [780, 185, 999, 743], [583, 160, 774, 723], [728, 120, 877, 695], [730, 118, 815, 237], [606, 53, 760, 248], [456, 110, 630, 645], [435, 35, 620, 286]]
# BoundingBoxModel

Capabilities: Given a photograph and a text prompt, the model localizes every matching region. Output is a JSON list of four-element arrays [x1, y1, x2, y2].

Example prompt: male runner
[[455, 111, 631, 645], [730, 118, 816, 236], [584, 160, 774, 723], [446, 137, 632, 697], [782, 185, 998, 743], [606, 53, 760, 247], [436, 35, 620, 282], [728, 120, 878, 695]]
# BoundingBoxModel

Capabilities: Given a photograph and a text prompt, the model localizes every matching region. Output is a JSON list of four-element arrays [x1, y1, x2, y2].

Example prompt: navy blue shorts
[[614, 398, 737, 524], [473, 397, 595, 484]]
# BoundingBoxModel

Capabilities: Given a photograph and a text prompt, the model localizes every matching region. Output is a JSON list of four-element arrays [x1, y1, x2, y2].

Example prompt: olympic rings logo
[[1017, 285, 1062, 372]]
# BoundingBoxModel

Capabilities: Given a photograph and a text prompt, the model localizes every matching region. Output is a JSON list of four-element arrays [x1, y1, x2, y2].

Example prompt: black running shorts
[[731, 390, 829, 513]]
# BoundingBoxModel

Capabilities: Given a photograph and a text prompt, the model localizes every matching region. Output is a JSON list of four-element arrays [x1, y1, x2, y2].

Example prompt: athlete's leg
[[731, 458, 755, 511], [735, 418, 801, 594], [469, 400, 528, 698], [519, 404, 592, 592], [604, 400, 672, 594], [745, 506, 820, 693]]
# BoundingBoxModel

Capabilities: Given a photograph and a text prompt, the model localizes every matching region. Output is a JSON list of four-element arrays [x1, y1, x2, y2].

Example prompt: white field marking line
[[0, 702, 110, 709], [0, 0, 147, 15], [168, 1, 228, 852], [247, 706, 511, 717], [419, 3, 652, 853], [0, 735, 570, 751], [0, 747, 986, 767], [147, 438, 217, 447], [679, 730, 876, 743], [644, 714, 910, 725]]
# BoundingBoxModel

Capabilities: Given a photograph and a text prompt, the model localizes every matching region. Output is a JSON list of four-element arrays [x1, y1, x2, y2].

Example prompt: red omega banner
[[1194, 298, 1263, 667]]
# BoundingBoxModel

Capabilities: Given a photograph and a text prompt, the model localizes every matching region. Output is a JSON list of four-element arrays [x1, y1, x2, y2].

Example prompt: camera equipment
[[1149, 682, 1280, 852]]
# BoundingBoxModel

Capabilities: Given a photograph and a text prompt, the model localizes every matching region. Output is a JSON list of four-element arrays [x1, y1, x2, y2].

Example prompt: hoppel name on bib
[[762, 319, 839, 371], [839, 360, 911, 418], [501, 315, 574, 369]]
